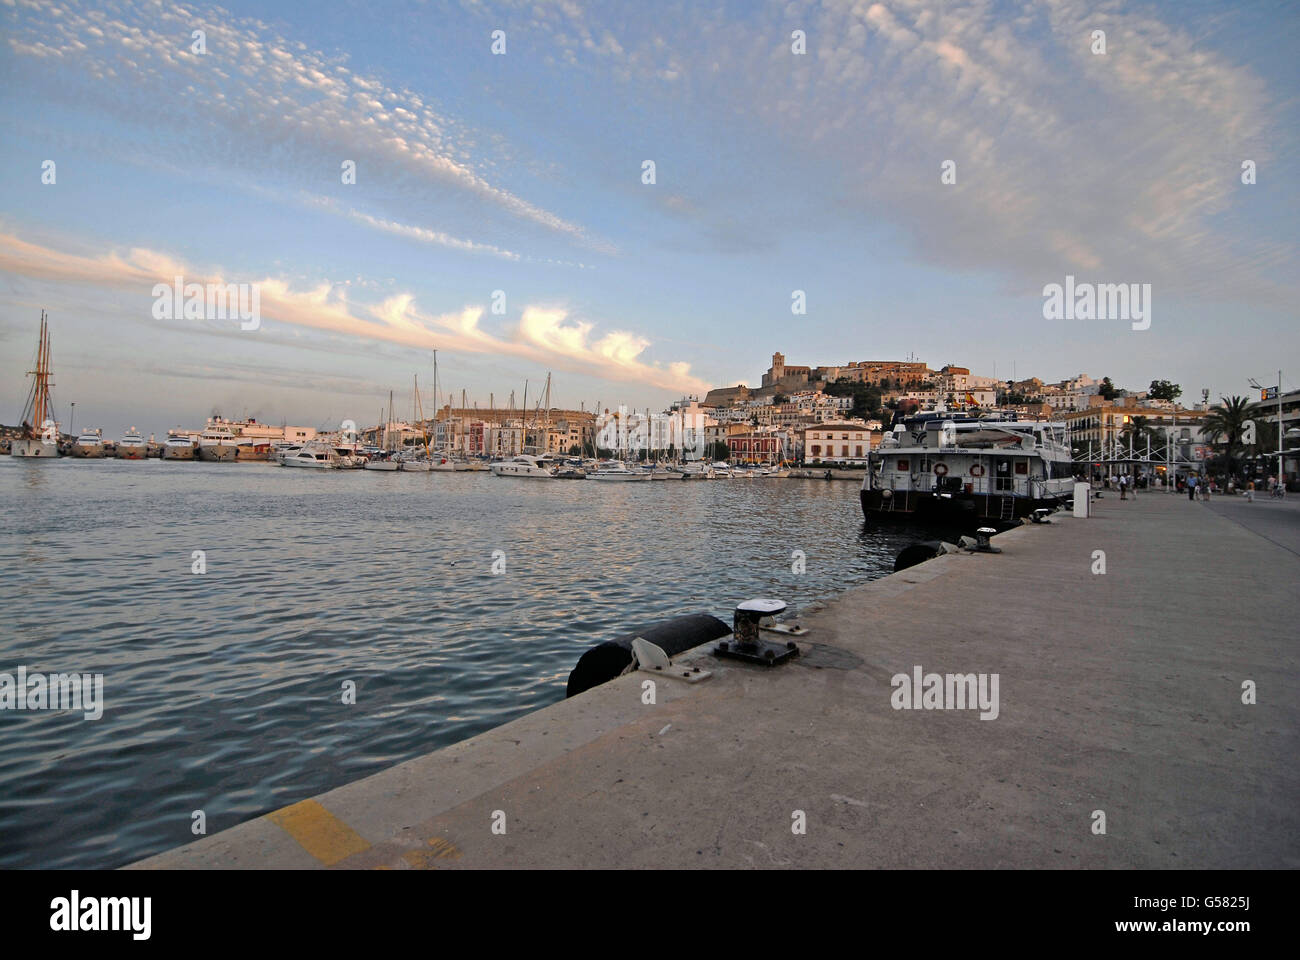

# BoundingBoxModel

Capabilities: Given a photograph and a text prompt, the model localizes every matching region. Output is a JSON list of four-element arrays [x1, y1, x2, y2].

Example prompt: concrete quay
[[133, 491, 1299, 869]]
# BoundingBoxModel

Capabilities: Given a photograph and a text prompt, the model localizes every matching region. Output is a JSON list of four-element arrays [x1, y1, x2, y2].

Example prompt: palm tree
[[1120, 415, 1160, 456], [1202, 395, 1252, 479]]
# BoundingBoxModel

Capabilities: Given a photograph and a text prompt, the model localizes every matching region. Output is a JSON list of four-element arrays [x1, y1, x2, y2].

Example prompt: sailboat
[[399, 375, 433, 471], [364, 392, 401, 471], [11, 311, 61, 458]]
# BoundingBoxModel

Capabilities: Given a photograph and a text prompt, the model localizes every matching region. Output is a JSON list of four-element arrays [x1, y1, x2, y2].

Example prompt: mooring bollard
[[714, 598, 800, 666]]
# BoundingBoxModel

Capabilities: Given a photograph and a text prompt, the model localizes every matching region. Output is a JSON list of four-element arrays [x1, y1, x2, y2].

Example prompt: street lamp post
[[1249, 370, 1285, 490]]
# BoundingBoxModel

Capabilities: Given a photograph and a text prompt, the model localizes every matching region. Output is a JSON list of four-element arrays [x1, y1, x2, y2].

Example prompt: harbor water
[[0, 459, 927, 868]]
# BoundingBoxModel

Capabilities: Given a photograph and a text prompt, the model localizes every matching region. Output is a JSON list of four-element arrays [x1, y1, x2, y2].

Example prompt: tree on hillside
[[1098, 377, 1119, 401], [1148, 379, 1182, 402]]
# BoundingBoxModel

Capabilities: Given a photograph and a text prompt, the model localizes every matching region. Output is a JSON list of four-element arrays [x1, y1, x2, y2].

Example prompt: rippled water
[[0, 458, 930, 868]]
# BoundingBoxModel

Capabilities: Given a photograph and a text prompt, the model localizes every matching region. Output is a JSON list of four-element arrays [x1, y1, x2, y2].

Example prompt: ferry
[[861, 414, 1077, 526]]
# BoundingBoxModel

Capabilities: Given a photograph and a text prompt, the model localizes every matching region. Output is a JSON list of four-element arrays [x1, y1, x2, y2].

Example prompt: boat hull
[[399, 460, 433, 472], [70, 444, 105, 458], [162, 445, 196, 460], [116, 447, 148, 460], [9, 438, 60, 458], [860, 488, 1062, 529], [364, 460, 401, 471], [198, 443, 239, 462]]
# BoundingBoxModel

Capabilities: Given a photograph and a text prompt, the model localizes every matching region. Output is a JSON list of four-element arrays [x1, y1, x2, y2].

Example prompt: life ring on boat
[[933, 463, 948, 476], [881, 488, 893, 498], [969, 464, 985, 477]]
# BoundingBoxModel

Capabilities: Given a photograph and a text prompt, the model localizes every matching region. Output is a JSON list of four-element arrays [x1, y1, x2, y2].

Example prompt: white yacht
[[363, 453, 401, 471], [162, 435, 197, 460], [198, 425, 239, 461], [280, 441, 339, 469], [490, 454, 554, 479], [115, 428, 148, 460], [397, 452, 433, 472], [71, 429, 106, 458], [589, 460, 648, 482]]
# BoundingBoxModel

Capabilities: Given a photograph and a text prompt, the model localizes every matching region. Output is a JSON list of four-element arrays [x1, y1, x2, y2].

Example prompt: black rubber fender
[[566, 612, 731, 698]]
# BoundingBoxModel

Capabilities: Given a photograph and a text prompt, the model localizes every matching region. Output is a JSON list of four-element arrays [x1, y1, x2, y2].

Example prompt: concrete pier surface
[[133, 492, 1299, 869]]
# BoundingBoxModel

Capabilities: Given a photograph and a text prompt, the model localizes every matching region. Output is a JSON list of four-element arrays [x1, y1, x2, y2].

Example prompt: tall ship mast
[[12, 310, 61, 458]]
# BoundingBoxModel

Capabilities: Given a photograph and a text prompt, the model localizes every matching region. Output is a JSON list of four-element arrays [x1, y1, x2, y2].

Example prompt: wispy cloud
[[509, 0, 1293, 299], [5, 0, 605, 252], [0, 229, 709, 393]]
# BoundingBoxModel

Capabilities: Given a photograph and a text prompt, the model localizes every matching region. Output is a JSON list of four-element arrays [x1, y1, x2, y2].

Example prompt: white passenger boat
[[71, 429, 106, 458], [198, 425, 239, 461], [115, 428, 148, 459], [490, 454, 554, 479], [862, 413, 1076, 526]]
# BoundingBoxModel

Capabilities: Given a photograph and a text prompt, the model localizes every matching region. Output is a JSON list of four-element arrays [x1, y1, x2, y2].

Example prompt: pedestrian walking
[[1187, 475, 1197, 501], [1119, 474, 1128, 500], [1245, 479, 1254, 502]]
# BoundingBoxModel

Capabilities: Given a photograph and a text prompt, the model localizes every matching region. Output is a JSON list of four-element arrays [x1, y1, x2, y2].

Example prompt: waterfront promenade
[[134, 491, 1299, 869]]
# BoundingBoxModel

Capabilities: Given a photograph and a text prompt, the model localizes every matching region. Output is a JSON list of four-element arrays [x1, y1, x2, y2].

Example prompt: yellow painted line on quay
[[401, 836, 463, 869], [264, 799, 371, 866]]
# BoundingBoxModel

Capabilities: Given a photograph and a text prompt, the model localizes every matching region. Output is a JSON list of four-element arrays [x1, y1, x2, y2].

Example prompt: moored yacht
[[588, 460, 648, 481], [490, 454, 555, 479], [198, 425, 239, 461], [71, 429, 106, 458], [363, 452, 401, 471], [115, 428, 148, 459], [280, 440, 339, 469], [162, 435, 198, 460]]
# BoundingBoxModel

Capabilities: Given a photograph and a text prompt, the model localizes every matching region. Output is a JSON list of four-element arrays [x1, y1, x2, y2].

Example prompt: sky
[[1, 0, 1297, 437]]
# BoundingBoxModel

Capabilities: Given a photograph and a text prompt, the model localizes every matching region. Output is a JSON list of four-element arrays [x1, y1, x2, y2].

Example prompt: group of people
[[1095, 470, 1287, 502]]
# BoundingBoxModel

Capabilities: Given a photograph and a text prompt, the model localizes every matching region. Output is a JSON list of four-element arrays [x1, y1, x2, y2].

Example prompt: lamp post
[[1248, 371, 1285, 489]]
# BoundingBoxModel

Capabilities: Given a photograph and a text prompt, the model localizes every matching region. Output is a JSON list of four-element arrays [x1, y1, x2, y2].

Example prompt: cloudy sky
[[2, 0, 1297, 435]]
